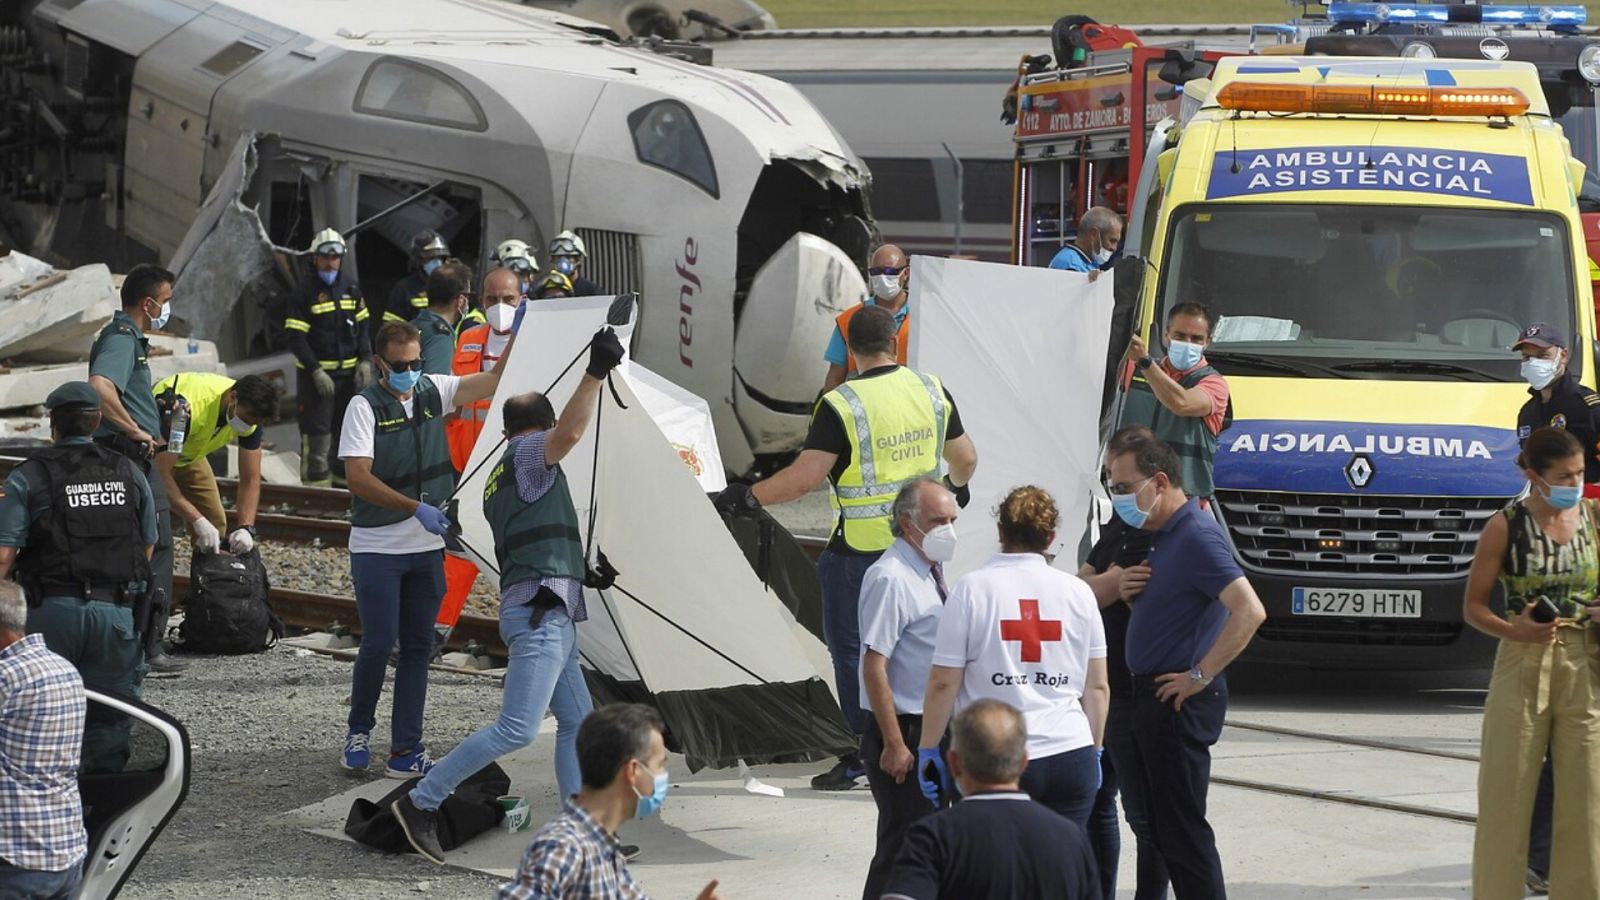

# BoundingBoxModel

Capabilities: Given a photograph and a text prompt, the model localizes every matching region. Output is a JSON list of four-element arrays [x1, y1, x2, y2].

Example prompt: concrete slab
[[0, 342, 221, 412], [0, 264, 116, 362]]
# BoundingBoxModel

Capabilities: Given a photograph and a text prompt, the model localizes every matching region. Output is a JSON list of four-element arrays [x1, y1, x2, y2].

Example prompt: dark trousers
[[1088, 741, 1119, 900], [1129, 673, 1229, 900], [1101, 695, 1170, 900], [817, 549, 881, 741], [145, 496, 173, 658], [0, 860, 81, 900], [861, 714, 943, 900], [1529, 751, 1554, 878], [296, 369, 356, 479], [1018, 744, 1101, 827], [349, 550, 445, 753]]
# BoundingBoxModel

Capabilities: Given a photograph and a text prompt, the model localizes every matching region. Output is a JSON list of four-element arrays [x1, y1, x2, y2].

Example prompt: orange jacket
[[447, 324, 496, 471], [836, 302, 911, 374]]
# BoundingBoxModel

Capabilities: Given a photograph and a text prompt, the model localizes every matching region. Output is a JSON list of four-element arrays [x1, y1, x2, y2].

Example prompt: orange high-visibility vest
[[835, 301, 911, 374], [446, 324, 497, 471]]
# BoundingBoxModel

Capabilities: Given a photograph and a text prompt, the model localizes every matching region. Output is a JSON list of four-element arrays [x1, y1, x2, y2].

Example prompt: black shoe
[[392, 794, 445, 865], [619, 843, 641, 862], [146, 652, 190, 674], [809, 757, 865, 791]]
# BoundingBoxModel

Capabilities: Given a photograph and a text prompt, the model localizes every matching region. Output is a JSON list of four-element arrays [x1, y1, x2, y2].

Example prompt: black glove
[[713, 482, 762, 517], [943, 475, 971, 509], [586, 327, 626, 379]]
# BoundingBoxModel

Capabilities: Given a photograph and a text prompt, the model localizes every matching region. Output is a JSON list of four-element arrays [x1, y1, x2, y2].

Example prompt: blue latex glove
[[917, 748, 949, 806], [1095, 748, 1105, 793], [512, 298, 528, 334], [413, 502, 451, 535]]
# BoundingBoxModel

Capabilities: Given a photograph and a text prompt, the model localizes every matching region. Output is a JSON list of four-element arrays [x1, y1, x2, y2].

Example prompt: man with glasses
[[823, 244, 913, 393], [284, 228, 369, 487], [336, 319, 519, 778]]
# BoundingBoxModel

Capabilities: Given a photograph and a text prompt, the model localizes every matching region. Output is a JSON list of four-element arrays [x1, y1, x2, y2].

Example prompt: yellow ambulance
[[1120, 56, 1595, 667]]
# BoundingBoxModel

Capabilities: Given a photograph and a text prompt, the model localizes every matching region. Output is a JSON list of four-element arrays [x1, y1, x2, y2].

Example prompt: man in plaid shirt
[[0, 581, 87, 899], [496, 704, 721, 900]]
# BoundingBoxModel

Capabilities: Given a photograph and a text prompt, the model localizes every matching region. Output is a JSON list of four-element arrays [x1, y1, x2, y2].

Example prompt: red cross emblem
[[999, 599, 1062, 663]]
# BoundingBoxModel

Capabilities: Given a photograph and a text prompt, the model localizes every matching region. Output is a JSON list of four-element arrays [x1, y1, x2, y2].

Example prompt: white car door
[[75, 689, 190, 900]]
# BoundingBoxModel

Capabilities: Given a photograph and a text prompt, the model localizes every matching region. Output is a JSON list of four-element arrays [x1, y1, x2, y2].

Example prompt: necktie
[[931, 563, 949, 602]]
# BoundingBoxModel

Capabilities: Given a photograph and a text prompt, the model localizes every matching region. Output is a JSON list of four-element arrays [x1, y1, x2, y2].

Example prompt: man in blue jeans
[[1108, 437, 1264, 900], [340, 319, 519, 778], [391, 327, 625, 864]]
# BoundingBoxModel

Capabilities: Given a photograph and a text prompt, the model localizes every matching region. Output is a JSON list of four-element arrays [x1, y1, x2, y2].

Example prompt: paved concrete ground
[[289, 665, 1487, 899]]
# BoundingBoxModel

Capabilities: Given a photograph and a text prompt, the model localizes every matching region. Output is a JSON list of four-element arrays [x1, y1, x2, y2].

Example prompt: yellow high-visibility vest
[[819, 366, 947, 552], [152, 373, 258, 467]]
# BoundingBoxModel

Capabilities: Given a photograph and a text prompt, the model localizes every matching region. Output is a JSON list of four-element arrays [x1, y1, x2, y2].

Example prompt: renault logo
[[1479, 37, 1510, 60], [1345, 454, 1375, 490]]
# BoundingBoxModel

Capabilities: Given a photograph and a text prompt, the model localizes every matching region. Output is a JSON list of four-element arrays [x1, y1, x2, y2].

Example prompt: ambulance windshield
[[1157, 204, 1573, 381]]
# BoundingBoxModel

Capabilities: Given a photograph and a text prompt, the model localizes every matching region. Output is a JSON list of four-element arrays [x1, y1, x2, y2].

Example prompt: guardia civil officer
[[714, 304, 978, 791], [415, 262, 472, 375], [339, 318, 519, 777], [284, 228, 371, 487], [384, 230, 451, 325], [0, 382, 158, 772], [87, 263, 185, 674], [1516, 322, 1600, 489]]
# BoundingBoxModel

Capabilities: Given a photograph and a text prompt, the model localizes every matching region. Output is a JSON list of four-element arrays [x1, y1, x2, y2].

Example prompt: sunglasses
[[383, 358, 425, 372], [868, 266, 905, 277]]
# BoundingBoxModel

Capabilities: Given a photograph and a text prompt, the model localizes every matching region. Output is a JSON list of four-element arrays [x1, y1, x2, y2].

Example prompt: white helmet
[[309, 227, 346, 256], [493, 238, 538, 274], [549, 229, 587, 259]]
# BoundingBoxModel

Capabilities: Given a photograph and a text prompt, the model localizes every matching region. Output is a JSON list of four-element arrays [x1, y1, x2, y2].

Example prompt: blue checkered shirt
[[497, 800, 647, 900], [0, 633, 87, 872], [499, 432, 587, 622]]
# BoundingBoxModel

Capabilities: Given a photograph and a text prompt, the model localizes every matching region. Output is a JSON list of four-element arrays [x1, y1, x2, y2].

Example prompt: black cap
[[44, 381, 100, 411], [1514, 322, 1567, 352]]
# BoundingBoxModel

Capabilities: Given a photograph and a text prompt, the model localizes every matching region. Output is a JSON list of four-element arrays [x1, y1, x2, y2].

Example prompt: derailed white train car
[[0, 0, 872, 472]]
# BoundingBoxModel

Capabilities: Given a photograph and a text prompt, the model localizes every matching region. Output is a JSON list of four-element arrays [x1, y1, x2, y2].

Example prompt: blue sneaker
[[341, 730, 371, 772], [387, 745, 436, 779]]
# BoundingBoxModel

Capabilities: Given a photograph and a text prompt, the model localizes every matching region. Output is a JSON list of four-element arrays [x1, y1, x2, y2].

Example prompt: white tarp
[[910, 256, 1115, 578], [454, 295, 848, 767]]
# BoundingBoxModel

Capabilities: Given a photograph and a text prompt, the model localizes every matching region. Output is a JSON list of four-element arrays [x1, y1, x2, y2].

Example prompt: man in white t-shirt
[[917, 496, 1108, 828], [338, 317, 519, 778], [858, 478, 959, 900]]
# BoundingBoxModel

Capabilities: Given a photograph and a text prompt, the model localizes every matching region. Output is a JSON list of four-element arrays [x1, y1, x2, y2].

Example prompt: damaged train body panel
[[0, 0, 873, 471]]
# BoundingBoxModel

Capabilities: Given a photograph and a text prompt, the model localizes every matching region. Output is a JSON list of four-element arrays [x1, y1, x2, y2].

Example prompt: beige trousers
[[171, 456, 227, 533], [1473, 628, 1600, 899]]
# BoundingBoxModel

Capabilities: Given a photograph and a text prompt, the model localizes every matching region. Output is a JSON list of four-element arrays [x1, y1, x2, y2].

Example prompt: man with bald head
[[883, 699, 1099, 900], [1050, 207, 1122, 275], [823, 243, 912, 392]]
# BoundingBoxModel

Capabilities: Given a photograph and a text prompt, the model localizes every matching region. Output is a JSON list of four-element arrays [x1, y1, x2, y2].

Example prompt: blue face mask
[[318, 269, 338, 286], [422, 258, 442, 276], [632, 762, 670, 820], [1111, 477, 1154, 529], [1167, 339, 1204, 371], [1540, 476, 1583, 510], [554, 257, 577, 276], [386, 368, 421, 394]]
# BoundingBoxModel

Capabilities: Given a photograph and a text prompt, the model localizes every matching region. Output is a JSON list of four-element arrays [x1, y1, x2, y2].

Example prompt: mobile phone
[[1530, 596, 1560, 624]]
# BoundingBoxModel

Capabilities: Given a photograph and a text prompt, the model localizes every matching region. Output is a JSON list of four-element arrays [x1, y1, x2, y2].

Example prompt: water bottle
[[187, 335, 199, 354], [168, 398, 189, 456]]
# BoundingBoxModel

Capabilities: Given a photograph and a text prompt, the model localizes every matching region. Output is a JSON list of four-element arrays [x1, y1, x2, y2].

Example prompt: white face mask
[[916, 522, 959, 562], [229, 416, 252, 435], [1522, 356, 1560, 390], [871, 273, 903, 301], [485, 303, 517, 334]]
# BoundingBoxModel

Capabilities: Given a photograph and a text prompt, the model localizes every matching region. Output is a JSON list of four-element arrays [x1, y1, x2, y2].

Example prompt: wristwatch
[[1188, 665, 1213, 687], [1135, 356, 1154, 371]]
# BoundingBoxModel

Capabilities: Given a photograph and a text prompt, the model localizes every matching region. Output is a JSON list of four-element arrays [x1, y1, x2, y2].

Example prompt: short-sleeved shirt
[[822, 297, 910, 367], [858, 538, 944, 714], [414, 309, 458, 376], [496, 801, 646, 900], [339, 374, 463, 555], [1162, 357, 1230, 437], [0, 438, 159, 550], [1047, 244, 1096, 273], [1124, 498, 1243, 675], [88, 310, 162, 440], [932, 553, 1106, 759], [882, 791, 1099, 900], [1083, 516, 1154, 699], [1518, 373, 1600, 484], [803, 365, 966, 555]]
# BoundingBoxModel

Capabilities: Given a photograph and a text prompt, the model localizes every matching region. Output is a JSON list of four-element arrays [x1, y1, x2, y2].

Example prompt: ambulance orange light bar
[[1216, 82, 1530, 117]]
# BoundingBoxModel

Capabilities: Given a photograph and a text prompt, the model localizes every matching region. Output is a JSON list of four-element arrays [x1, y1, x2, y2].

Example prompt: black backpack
[[179, 548, 283, 653]]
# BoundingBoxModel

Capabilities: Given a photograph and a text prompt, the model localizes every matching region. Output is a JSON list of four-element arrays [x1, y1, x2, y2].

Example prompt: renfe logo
[[676, 237, 699, 368], [1207, 145, 1534, 206]]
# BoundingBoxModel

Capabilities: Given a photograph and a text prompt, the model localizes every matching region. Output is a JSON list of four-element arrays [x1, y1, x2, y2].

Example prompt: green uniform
[[350, 381, 456, 529], [414, 309, 458, 376], [483, 439, 585, 591]]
